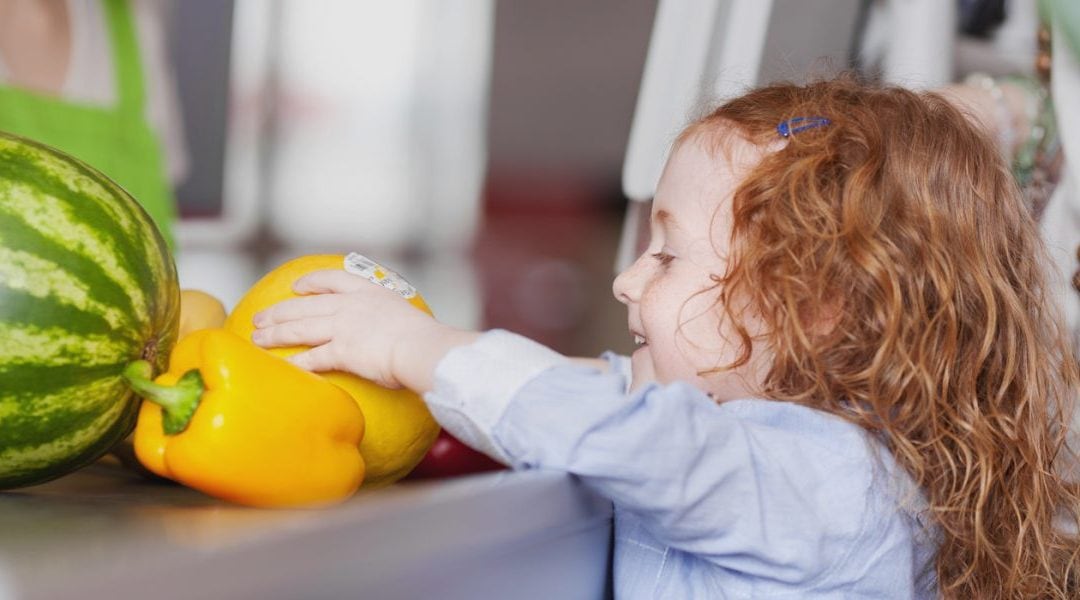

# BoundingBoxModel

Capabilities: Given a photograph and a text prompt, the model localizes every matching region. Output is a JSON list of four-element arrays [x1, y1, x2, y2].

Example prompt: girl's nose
[[612, 257, 644, 305]]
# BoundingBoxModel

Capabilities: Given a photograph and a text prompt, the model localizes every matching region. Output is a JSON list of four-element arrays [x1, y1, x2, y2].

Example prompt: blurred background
[[157, 0, 1042, 358]]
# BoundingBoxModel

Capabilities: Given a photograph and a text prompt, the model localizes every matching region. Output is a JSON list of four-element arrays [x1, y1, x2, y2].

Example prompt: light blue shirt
[[426, 330, 939, 599]]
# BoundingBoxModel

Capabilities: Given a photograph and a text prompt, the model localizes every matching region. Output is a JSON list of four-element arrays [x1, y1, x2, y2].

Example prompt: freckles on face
[[615, 134, 772, 400], [635, 267, 725, 385]]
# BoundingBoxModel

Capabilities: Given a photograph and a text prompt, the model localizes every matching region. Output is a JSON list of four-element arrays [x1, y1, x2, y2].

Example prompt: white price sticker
[[343, 253, 417, 299]]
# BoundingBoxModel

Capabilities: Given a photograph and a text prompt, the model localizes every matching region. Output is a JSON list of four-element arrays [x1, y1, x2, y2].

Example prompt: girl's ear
[[803, 296, 844, 338]]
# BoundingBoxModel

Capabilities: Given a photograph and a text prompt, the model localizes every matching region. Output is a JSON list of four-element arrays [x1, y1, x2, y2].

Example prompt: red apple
[[406, 429, 505, 479]]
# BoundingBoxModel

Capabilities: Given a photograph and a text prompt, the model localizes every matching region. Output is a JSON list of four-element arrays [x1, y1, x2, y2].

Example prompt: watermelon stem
[[123, 360, 204, 435]]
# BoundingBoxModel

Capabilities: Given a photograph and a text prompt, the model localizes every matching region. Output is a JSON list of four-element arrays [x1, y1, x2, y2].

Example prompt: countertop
[[0, 462, 612, 600]]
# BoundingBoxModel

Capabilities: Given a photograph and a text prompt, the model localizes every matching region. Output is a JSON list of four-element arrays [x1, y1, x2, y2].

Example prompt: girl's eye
[[651, 251, 675, 266]]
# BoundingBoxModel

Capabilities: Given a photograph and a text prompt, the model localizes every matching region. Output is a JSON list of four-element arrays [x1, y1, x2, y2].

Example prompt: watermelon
[[0, 131, 179, 488]]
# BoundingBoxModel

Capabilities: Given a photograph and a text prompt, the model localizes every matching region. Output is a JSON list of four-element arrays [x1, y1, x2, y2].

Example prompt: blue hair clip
[[776, 116, 831, 138]]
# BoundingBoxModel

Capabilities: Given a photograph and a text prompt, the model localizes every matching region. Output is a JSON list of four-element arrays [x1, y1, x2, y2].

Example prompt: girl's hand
[[250, 270, 478, 392]]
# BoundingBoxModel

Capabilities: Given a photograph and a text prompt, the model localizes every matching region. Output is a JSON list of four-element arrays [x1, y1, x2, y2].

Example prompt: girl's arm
[[251, 269, 479, 392], [428, 330, 924, 585], [252, 271, 914, 583], [251, 269, 610, 390]]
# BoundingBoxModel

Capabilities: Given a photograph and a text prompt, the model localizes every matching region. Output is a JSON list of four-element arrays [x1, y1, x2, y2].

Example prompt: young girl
[[251, 78, 1080, 599]]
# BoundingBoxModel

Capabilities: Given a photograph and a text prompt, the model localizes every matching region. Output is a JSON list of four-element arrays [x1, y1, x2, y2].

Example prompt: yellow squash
[[178, 289, 228, 338], [225, 254, 440, 488], [124, 328, 366, 507]]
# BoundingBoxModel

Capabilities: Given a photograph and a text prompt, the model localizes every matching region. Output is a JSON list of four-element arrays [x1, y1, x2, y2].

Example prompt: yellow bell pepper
[[123, 328, 365, 508]]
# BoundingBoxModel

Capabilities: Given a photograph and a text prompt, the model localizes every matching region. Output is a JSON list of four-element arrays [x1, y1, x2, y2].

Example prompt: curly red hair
[[681, 76, 1080, 598]]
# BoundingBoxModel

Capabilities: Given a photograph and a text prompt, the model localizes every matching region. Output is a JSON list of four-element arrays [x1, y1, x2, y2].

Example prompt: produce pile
[[0, 132, 501, 507]]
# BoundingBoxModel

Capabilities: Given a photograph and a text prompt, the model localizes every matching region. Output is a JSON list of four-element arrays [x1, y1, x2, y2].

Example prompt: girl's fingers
[[289, 345, 403, 389], [286, 344, 338, 373], [253, 294, 342, 328], [251, 317, 335, 349], [286, 344, 383, 384], [293, 270, 374, 295]]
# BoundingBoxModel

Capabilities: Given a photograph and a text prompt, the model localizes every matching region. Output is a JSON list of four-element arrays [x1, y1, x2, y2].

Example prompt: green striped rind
[[0, 131, 179, 489], [0, 370, 133, 487]]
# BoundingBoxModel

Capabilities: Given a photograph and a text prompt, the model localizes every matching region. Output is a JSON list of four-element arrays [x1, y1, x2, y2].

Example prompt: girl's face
[[613, 135, 769, 398]]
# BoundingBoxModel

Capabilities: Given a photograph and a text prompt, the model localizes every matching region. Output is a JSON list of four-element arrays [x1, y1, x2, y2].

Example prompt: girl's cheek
[[637, 281, 664, 320]]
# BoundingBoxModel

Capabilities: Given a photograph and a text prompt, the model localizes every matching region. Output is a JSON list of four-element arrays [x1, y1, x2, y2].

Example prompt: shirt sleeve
[[425, 329, 905, 581], [424, 329, 570, 464]]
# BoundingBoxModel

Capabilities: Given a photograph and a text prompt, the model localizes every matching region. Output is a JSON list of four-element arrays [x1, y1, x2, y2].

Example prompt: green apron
[[0, 0, 176, 248]]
